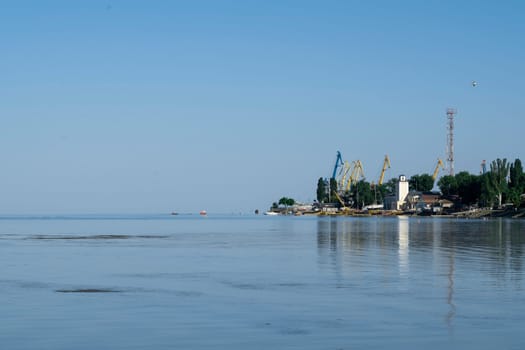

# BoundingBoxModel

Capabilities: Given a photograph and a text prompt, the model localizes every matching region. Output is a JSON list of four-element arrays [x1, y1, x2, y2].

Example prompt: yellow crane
[[345, 160, 365, 191], [432, 158, 445, 181], [354, 160, 365, 183], [343, 161, 356, 192], [338, 161, 352, 193], [371, 155, 391, 205], [378, 155, 391, 186]]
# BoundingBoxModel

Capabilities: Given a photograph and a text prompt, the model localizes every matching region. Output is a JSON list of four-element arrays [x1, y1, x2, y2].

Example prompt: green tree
[[509, 159, 525, 191], [507, 189, 522, 208], [480, 172, 496, 208], [467, 175, 482, 205], [438, 173, 481, 206], [329, 178, 338, 203], [455, 171, 481, 205], [316, 177, 327, 203], [383, 177, 398, 195], [279, 197, 295, 206], [350, 180, 374, 208], [508, 159, 525, 207], [409, 174, 434, 192], [488, 158, 510, 208], [438, 175, 458, 196], [278, 197, 295, 213], [372, 183, 388, 204]]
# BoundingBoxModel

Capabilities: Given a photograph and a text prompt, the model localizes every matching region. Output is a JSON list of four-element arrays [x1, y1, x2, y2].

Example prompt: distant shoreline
[[274, 207, 525, 219]]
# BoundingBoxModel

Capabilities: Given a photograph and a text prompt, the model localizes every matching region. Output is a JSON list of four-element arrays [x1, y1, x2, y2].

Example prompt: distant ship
[[199, 210, 207, 216]]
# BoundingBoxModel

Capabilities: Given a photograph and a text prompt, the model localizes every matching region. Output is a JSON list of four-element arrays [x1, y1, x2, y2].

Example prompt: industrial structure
[[331, 151, 344, 180], [322, 149, 455, 213], [330, 151, 365, 192], [383, 175, 409, 210], [481, 160, 487, 174], [446, 108, 457, 176], [322, 107, 459, 212], [378, 155, 391, 186], [432, 158, 445, 184]]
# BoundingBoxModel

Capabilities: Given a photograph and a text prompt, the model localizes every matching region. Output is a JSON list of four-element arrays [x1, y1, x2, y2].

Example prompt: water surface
[[1, 215, 524, 349]]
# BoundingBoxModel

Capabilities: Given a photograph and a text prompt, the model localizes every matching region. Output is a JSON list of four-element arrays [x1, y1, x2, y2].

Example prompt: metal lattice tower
[[446, 108, 457, 176]]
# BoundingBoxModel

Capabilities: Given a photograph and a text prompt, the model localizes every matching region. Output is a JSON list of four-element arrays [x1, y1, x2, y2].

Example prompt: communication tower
[[446, 108, 457, 176], [481, 160, 487, 174]]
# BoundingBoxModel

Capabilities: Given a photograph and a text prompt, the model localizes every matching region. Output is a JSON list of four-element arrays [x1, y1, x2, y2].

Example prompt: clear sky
[[1, 0, 524, 214]]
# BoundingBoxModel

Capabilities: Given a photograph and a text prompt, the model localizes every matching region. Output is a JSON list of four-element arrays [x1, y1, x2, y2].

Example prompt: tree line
[[438, 158, 524, 208], [271, 197, 296, 210], [316, 158, 525, 210]]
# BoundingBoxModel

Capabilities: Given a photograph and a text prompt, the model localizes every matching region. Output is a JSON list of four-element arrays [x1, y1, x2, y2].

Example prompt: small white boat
[[264, 211, 279, 216]]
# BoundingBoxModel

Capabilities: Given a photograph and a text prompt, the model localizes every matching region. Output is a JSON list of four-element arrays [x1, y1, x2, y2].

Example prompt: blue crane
[[331, 151, 344, 179]]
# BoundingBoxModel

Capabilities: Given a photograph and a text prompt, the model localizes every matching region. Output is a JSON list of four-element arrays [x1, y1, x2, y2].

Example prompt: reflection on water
[[446, 247, 456, 332], [316, 217, 525, 281], [316, 217, 525, 334], [398, 216, 409, 276]]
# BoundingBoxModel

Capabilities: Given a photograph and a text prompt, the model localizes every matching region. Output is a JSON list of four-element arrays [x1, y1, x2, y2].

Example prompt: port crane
[[338, 161, 352, 193], [432, 158, 445, 181], [331, 151, 344, 179], [345, 160, 365, 192], [378, 155, 391, 186], [371, 155, 391, 205]]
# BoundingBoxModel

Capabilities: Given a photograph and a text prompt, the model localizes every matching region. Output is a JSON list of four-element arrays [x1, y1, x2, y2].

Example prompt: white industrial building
[[384, 175, 410, 210]]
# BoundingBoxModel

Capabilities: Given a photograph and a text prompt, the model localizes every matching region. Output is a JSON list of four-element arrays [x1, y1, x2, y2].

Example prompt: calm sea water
[[1, 214, 524, 350]]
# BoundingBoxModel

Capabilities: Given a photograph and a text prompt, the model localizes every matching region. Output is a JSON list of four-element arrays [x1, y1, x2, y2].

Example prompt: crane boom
[[345, 160, 364, 191], [432, 158, 445, 181], [331, 151, 344, 179], [354, 160, 365, 184], [378, 155, 391, 186]]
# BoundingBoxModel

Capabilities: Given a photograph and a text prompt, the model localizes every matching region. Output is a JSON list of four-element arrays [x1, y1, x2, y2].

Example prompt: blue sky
[[1, 0, 524, 214]]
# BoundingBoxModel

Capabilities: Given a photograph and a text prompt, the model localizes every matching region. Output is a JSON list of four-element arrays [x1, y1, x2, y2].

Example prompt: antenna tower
[[481, 160, 487, 174], [446, 108, 456, 176]]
